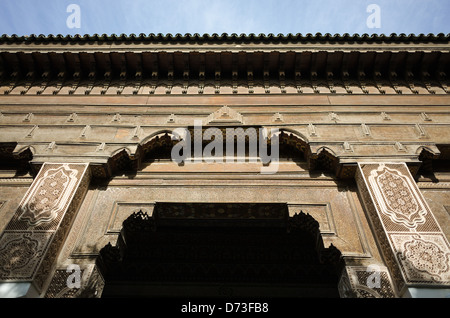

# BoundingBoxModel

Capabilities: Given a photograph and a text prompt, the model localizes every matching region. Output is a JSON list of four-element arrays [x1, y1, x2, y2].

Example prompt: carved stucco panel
[[0, 232, 53, 280], [357, 162, 450, 288], [368, 165, 427, 229], [0, 163, 89, 286], [338, 265, 396, 298], [18, 164, 80, 227], [44, 264, 105, 298], [390, 233, 450, 284]]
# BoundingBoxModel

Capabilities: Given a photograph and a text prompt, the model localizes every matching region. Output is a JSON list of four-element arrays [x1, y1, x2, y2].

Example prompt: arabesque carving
[[357, 162, 450, 290]]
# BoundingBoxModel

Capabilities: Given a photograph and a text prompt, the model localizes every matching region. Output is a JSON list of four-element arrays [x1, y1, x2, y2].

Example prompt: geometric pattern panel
[[44, 264, 105, 298], [43, 267, 85, 298], [338, 265, 397, 298], [356, 162, 450, 288]]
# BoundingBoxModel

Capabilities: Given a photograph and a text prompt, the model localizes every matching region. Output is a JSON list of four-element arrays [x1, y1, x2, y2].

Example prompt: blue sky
[[0, 0, 449, 36]]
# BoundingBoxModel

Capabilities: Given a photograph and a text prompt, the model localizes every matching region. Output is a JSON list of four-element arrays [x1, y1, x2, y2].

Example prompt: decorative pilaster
[[0, 163, 90, 296], [356, 162, 450, 295]]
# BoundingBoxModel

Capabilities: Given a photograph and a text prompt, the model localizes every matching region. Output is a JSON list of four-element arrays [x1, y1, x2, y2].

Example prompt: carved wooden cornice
[[0, 34, 449, 179], [0, 34, 449, 95]]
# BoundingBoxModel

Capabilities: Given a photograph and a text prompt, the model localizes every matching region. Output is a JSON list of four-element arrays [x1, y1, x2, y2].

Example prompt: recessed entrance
[[96, 203, 344, 298]]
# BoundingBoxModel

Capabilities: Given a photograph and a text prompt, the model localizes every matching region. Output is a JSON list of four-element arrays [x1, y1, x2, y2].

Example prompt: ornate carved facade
[[0, 33, 449, 298]]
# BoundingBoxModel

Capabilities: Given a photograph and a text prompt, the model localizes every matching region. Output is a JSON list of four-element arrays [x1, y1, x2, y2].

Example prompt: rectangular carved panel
[[356, 162, 450, 291], [0, 163, 89, 293], [339, 265, 396, 298]]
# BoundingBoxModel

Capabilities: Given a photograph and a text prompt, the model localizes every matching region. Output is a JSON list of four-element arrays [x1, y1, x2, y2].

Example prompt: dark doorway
[[96, 203, 344, 298]]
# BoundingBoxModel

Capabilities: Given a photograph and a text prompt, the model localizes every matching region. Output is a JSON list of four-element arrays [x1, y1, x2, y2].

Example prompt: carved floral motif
[[401, 236, 450, 280], [359, 162, 450, 287], [0, 233, 39, 274], [368, 164, 427, 229], [0, 232, 51, 279], [18, 164, 79, 226]]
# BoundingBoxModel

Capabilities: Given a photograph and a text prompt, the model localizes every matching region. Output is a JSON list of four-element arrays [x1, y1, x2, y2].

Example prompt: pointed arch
[[309, 146, 339, 173], [416, 145, 442, 175], [139, 129, 179, 146], [110, 146, 133, 158], [107, 147, 136, 176], [415, 145, 440, 157], [139, 130, 182, 164], [275, 128, 312, 162], [275, 128, 310, 144], [13, 143, 36, 157], [315, 146, 338, 158], [0, 142, 33, 173]]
